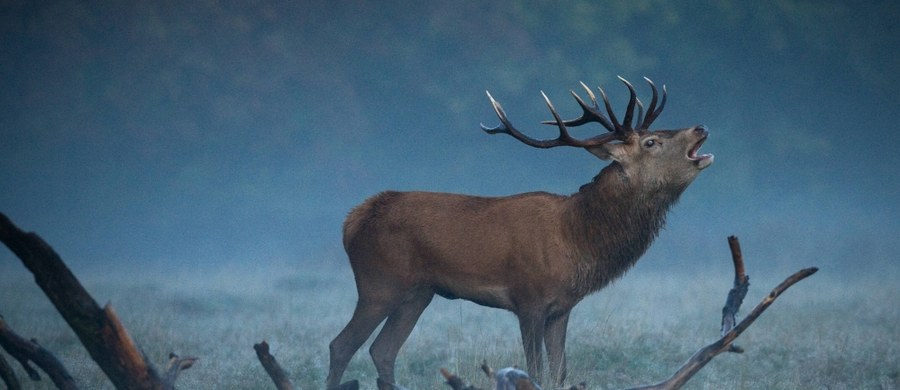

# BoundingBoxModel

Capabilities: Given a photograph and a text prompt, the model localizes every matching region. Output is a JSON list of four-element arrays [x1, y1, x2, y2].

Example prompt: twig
[[253, 341, 293, 390], [0, 316, 76, 389]]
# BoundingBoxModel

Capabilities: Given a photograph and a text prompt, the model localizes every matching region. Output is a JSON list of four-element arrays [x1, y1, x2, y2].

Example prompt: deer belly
[[434, 283, 514, 310]]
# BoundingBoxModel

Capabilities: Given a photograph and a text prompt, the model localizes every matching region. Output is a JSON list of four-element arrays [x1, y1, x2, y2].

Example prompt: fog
[[2, 1, 898, 277]]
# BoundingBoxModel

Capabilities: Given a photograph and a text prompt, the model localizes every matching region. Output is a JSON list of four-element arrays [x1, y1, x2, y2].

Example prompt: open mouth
[[688, 135, 714, 169]]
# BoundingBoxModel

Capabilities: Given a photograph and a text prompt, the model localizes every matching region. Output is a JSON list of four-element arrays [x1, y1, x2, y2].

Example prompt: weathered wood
[[721, 235, 750, 352], [627, 265, 817, 390], [0, 339, 23, 390], [0, 212, 193, 389], [440, 367, 478, 390], [253, 341, 293, 390], [161, 353, 197, 388], [0, 315, 76, 389]]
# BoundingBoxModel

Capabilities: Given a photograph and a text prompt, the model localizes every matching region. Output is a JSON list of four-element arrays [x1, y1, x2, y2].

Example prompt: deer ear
[[586, 143, 625, 161]]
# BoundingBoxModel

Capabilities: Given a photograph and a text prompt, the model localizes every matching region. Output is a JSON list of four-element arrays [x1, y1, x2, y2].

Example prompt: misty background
[[2, 1, 898, 279]]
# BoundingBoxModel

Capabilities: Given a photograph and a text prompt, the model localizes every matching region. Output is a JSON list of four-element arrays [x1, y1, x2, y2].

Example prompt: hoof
[[329, 379, 359, 390]]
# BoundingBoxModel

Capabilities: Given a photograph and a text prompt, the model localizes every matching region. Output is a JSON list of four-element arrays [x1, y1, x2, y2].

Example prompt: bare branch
[[480, 360, 494, 380], [253, 341, 293, 390], [0, 316, 76, 389], [440, 367, 478, 390], [0, 349, 20, 390], [727, 236, 746, 282], [721, 236, 750, 352], [162, 353, 197, 388], [628, 265, 818, 390], [0, 212, 194, 389]]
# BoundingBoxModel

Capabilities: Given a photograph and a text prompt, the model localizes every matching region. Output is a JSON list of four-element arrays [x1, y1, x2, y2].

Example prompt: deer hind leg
[[544, 310, 571, 387], [326, 298, 394, 389], [369, 291, 434, 387]]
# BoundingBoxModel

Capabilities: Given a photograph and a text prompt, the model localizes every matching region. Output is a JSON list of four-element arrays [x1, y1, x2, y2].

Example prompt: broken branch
[[0, 315, 76, 389], [0, 212, 194, 389], [628, 257, 817, 390], [721, 235, 750, 352], [162, 353, 197, 388], [440, 367, 475, 390], [0, 352, 19, 390], [253, 341, 293, 390]]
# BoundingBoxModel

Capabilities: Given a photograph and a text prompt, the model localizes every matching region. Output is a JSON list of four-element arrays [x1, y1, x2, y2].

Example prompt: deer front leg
[[517, 311, 546, 383], [544, 310, 571, 386]]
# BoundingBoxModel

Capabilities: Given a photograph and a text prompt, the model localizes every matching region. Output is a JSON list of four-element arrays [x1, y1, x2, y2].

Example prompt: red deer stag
[[326, 78, 714, 389]]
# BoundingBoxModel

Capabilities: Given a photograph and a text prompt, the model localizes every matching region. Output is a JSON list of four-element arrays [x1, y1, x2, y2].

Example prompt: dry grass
[[1, 260, 898, 389]]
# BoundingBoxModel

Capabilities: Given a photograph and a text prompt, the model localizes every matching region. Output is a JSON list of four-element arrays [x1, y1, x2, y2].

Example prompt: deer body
[[326, 79, 713, 389]]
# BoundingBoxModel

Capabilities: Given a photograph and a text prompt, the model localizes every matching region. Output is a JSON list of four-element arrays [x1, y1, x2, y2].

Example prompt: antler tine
[[481, 91, 567, 148], [542, 81, 616, 132], [578, 81, 598, 107], [481, 90, 625, 149], [597, 86, 622, 131], [638, 77, 658, 129], [481, 91, 550, 148], [639, 78, 667, 129], [635, 95, 645, 132], [617, 76, 638, 130], [540, 91, 578, 143]]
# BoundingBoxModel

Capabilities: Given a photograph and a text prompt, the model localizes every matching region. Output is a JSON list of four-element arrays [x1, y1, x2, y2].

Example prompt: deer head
[[481, 77, 714, 189]]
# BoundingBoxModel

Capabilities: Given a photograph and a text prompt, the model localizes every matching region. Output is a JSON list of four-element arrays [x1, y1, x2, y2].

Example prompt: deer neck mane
[[565, 162, 688, 296]]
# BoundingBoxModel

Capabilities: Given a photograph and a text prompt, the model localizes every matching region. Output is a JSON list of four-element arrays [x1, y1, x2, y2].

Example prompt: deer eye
[[644, 139, 658, 148]]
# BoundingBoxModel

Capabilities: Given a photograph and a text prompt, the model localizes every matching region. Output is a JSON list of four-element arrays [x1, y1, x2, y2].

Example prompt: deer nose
[[693, 125, 708, 136]]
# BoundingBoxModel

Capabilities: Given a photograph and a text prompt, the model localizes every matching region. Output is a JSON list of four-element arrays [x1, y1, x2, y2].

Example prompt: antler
[[553, 76, 667, 132], [637, 77, 667, 130], [480, 91, 624, 148], [481, 77, 667, 149]]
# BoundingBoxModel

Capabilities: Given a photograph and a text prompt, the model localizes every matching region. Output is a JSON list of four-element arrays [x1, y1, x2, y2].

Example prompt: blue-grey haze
[[2, 1, 898, 276]]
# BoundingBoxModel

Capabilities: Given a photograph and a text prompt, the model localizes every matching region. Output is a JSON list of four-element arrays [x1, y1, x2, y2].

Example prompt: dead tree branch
[[0, 212, 194, 389], [254, 341, 294, 390], [161, 353, 197, 388], [440, 367, 473, 390], [721, 235, 750, 353], [0, 340, 22, 390], [627, 236, 817, 390], [0, 315, 77, 389]]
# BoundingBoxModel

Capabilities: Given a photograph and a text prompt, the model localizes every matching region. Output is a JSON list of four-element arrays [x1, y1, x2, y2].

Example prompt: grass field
[[1, 258, 898, 389]]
